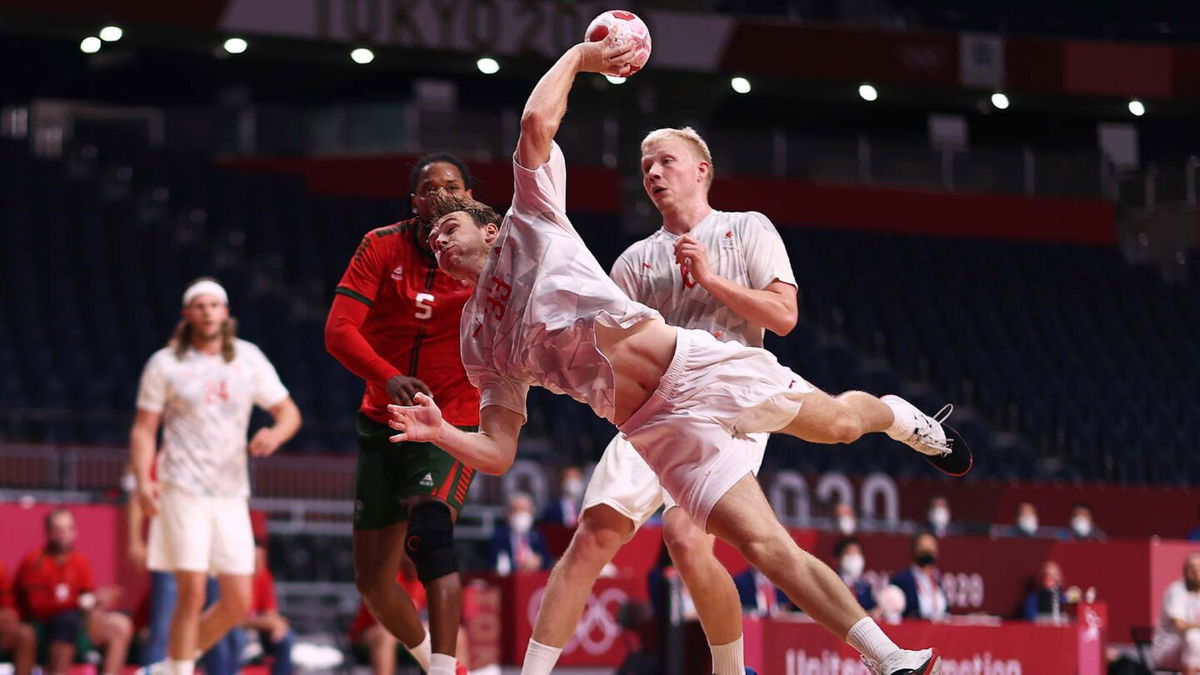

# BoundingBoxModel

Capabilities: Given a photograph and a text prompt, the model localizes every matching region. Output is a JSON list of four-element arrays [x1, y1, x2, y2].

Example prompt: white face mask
[[509, 511, 533, 534], [837, 515, 857, 536], [1071, 516, 1092, 537], [840, 553, 865, 580], [1018, 514, 1038, 534], [928, 506, 950, 529], [563, 478, 584, 499]]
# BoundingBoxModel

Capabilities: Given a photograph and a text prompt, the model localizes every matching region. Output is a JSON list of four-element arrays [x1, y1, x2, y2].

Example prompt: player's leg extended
[[662, 506, 746, 675], [775, 389, 893, 444], [402, 496, 462, 659], [168, 571, 208, 663], [706, 475, 938, 674], [195, 573, 250, 652], [522, 503, 633, 675]]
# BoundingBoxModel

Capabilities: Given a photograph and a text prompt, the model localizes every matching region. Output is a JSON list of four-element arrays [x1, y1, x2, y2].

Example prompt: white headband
[[182, 280, 229, 307]]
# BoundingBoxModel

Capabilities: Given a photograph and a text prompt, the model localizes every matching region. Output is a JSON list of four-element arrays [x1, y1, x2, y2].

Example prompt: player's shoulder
[[233, 339, 270, 362], [17, 547, 41, 567], [144, 347, 175, 369], [716, 209, 776, 231], [617, 229, 667, 261], [359, 219, 419, 250]]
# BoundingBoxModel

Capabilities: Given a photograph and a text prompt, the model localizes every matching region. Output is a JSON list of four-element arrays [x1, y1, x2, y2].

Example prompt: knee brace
[[405, 501, 459, 583]]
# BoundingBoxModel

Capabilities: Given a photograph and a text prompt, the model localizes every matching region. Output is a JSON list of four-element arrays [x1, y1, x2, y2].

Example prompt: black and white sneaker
[[881, 395, 973, 477], [864, 648, 942, 674]]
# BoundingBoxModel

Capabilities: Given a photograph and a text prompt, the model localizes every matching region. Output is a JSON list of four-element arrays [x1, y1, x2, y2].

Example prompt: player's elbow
[[769, 309, 798, 337]]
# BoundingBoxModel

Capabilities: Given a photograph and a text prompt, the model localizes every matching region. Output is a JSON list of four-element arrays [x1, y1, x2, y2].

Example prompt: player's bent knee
[[406, 501, 459, 584], [831, 411, 864, 444]]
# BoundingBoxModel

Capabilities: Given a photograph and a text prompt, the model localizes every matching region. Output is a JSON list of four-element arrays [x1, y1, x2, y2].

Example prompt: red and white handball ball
[[585, 9, 652, 76]]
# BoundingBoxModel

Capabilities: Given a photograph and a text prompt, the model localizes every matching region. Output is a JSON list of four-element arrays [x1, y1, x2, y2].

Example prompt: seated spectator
[[0, 559, 34, 675], [733, 567, 791, 617], [889, 532, 949, 621], [923, 495, 955, 538], [348, 558, 469, 675], [1022, 561, 1068, 621], [834, 502, 857, 536], [833, 537, 876, 612], [1152, 552, 1200, 675], [1066, 503, 1106, 541], [229, 541, 294, 675], [490, 492, 550, 574], [15, 508, 132, 675], [1006, 502, 1040, 538], [540, 466, 584, 529]]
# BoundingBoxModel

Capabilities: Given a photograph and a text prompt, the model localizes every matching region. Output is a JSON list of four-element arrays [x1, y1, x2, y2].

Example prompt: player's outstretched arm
[[516, 36, 636, 170], [387, 396, 523, 475]]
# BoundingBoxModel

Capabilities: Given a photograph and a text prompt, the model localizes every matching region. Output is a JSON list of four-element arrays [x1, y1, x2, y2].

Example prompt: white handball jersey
[[610, 210, 796, 348], [459, 142, 662, 423], [136, 339, 289, 498]]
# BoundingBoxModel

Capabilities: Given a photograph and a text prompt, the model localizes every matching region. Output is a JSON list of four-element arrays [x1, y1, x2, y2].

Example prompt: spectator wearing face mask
[[1005, 502, 1041, 538], [1022, 561, 1068, 621], [1066, 503, 1106, 542], [834, 502, 858, 537], [490, 492, 551, 575], [540, 466, 585, 529], [923, 496, 955, 538], [833, 537, 875, 612], [889, 532, 949, 620]]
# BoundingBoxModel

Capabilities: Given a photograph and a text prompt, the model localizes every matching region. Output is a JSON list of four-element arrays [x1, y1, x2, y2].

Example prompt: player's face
[[182, 295, 229, 340], [641, 138, 708, 210], [428, 211, 497, 281], [412, 162, 473, 244], [47, 512, 76, 551]]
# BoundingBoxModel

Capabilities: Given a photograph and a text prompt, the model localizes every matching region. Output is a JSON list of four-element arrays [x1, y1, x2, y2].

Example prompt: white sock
[[521, 639, 563, 675], [429, 652, 457, 675], [880, 395, 913, 440], [405, 631, 432, 672], [710, 635, 745, 675], [845, 616, 900, 664], [167, 660, 194, 675]]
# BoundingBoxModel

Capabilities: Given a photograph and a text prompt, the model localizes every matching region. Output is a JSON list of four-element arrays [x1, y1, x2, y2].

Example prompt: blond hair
[[641, 126, 715, 188], [170, 276, 237, 363]]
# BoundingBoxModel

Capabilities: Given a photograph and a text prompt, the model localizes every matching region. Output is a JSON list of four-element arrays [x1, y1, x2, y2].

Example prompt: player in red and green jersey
[[324, 154, 479, 675]]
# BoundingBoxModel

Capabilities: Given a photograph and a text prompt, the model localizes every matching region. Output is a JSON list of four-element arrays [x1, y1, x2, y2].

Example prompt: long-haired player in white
[[527, 125, 796, 675], [129, 278, 302, 675], [390, 37, 970, 675]]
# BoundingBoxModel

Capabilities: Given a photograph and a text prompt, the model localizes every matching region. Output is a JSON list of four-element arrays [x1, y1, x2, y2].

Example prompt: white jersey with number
[[458, 142, 662, 423], [610, 210, 796, 348], [135, 339, 289, 498]]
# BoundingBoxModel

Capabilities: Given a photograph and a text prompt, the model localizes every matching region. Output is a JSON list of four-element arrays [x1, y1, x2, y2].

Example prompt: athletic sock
[[520, 639, 563, 675], [404, 631, 432, 672], [710, 635, 745, 675], [880, 395, 914, 441], [845, 616, 901, 665], [167, 660, 194, 675], [429, 652, 457, 675]]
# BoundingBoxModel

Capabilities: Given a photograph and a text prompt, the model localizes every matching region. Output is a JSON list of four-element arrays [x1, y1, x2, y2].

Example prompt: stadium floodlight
[[1128, 99, 1145, 116], [991, 92, 1010, 110], [99, 26, 123, 42], [731, 77, 752, 94], [223, 37, 248, 54], [80, 37, 102, 54], [476, 57, 500, 74], [351, 48, 375, 64], [859, 83, 878, 102], [604, 74, 626, 85]]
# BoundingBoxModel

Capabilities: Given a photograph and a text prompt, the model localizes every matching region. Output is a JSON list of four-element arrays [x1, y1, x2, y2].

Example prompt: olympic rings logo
[[527, 585, 629, 656]]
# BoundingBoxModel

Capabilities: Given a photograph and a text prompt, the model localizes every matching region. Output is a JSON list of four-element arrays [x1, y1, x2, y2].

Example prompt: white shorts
[[148, 485, 255, 576], [616, 327, 814, 529], [582, 431, 768, 537]]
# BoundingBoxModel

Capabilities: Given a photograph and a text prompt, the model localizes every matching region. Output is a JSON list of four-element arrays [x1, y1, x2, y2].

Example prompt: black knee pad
[[405, 501, 459, 583]]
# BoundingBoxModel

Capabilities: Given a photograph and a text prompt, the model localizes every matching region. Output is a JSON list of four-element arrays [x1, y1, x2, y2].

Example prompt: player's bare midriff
[[595, 317, 677, 425]]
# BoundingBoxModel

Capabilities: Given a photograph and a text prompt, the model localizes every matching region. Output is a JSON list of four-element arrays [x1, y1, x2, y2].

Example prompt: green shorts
[[353, 413, 478, 530]]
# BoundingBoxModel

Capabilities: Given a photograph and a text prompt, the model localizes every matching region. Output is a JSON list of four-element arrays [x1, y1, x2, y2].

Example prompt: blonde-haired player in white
[[525, 125, 795, 675], [391, 37, 969, 675], [129, 278, 301, 675]]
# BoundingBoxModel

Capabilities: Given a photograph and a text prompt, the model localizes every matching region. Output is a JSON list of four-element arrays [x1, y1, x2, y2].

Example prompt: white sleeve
[[741, 211, 797, 289], [511, 142, 567, 219], [610, 250, 641, 299], [248, 345, 290, 409], [135, 353, 168, 414], [472, 369, 530, 422], [1165, 583, 1188, 622]]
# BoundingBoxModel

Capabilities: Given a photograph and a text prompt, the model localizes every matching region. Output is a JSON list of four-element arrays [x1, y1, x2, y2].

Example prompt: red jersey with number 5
[[335, 220, 480, 426]]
